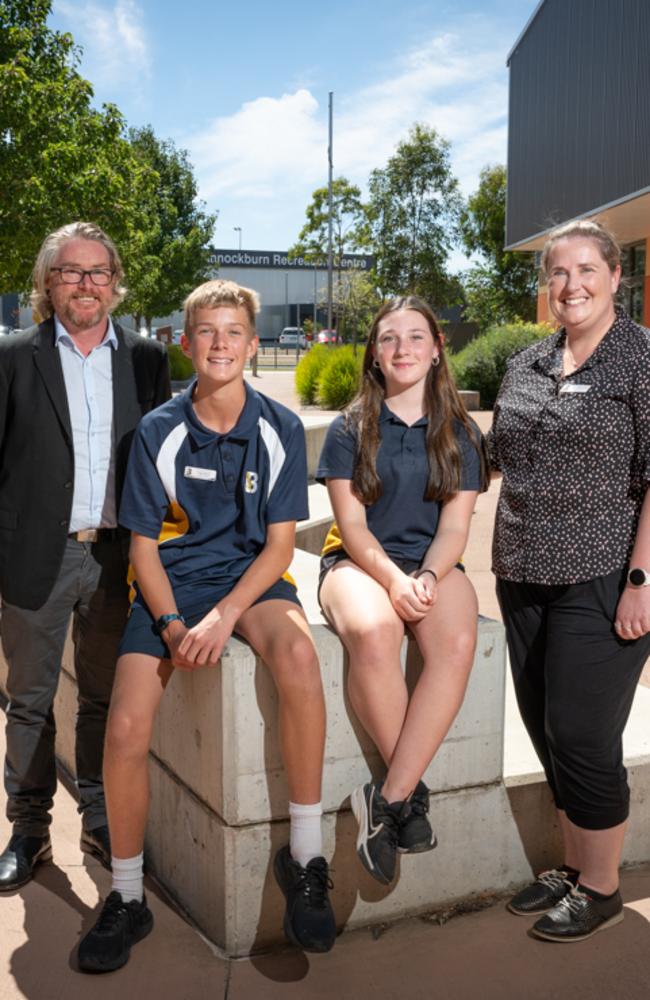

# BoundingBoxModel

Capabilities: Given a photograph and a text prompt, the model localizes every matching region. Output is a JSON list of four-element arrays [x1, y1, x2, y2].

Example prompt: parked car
[[316, 329, 338, 344], [278, 327, 306, 349]]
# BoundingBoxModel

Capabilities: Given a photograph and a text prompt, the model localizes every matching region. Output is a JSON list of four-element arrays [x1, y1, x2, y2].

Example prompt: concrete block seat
[[145, 551, 513, 955]]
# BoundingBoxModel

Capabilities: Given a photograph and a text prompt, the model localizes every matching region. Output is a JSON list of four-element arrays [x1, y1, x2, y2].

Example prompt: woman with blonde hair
[[317, 295, 487, 885], [490, 219, 650, 941]]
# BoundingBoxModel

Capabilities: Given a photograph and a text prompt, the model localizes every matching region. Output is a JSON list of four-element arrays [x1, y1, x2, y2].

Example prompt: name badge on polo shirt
[[184, 466, 217, 481], [559, 383, 591, 394]]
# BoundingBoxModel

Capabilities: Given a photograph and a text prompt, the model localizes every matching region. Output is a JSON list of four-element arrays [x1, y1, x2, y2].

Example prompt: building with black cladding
[[506, 0, 650, 326]]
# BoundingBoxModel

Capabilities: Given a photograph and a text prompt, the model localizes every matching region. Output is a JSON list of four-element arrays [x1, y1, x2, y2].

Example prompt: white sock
[[289, 801, 323, 868], [111, 852, 144, 903]]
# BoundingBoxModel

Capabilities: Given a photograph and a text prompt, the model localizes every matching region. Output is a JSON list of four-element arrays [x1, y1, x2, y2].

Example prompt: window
[[621, 242, 646, 323]]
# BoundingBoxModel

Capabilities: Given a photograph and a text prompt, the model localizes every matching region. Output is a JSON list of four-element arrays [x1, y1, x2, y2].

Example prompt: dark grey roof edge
[[506, 0, 547, 66], [505, 184, 650, 250]]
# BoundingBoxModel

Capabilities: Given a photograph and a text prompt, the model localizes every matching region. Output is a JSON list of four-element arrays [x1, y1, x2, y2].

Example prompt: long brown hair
[[345, 296, 488, 504]]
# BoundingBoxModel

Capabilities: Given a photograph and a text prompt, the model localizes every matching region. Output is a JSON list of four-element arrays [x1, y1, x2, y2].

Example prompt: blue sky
[[49, 0, 538, 264]]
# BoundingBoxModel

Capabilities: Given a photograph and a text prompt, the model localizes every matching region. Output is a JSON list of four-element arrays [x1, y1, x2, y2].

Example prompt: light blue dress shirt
[[54, 316, 118, 531]]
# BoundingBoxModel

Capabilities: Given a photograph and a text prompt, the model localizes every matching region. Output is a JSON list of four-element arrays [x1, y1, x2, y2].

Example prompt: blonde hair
[[183, 279, 260, 334], [541, 219, 621, 277], [30, 221, 127, 320]]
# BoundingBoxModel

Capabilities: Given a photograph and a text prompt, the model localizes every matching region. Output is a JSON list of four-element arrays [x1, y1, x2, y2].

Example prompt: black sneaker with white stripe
[[351, 782, 402, 885], [398, 781, 437, 854]]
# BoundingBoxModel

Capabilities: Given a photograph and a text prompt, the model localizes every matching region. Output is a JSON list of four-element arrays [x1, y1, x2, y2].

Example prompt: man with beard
[[0, 222, 170, 890]]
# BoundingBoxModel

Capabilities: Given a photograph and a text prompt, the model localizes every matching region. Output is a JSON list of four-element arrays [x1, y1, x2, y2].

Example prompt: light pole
[[234, 226, 242, 250]]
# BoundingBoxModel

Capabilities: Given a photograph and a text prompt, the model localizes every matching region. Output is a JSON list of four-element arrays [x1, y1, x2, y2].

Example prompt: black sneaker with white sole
[[351, 782, 402, 885], [398, 781, 437, 854], [78, 891, 153, 972], [273, 846, 336, 953], [531, 886, 623, 942], [507, 868, 575, 916]]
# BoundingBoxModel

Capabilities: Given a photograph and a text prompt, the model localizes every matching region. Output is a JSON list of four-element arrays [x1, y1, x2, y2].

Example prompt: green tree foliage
[[367, 124, 463, 309], [289, 177, 370, 266], [126, 126, 217, 328], [460, 165, 538, 330], [317, 345, 364, 410], [294, 344, 330, 405], [0, 0, 156, 296], [321, 270, 381, 345], [450, 321, 551, 408], [167, 343, 195, 381]]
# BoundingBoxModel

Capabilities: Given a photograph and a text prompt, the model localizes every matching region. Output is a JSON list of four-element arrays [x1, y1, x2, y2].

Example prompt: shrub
[[167, 343, 195, 381], [317, 345, 364, 410], [295, 344, 330, 404], [450, 321, 551, 408]]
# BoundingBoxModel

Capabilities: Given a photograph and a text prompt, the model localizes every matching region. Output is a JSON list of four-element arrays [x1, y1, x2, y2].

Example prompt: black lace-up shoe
[[351, 782, 402, 884], [273, 846, 336, 953], [398, 781, 437, 854], [507, 868, 575, 915], [78, 891, 154, 972], [531, 886, 623, 942], [80, 825, 111, 870], [0, 833, 52, 891]]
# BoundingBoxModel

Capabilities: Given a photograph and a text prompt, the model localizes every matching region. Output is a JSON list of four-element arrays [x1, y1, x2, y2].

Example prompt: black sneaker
[[351, 783, 401, 885], [507, 868, 575, 916], [531, 886, 623, 942], [78, 891, 154, 972], [398, 781, 437, 854], [273, 846, 336, 953]]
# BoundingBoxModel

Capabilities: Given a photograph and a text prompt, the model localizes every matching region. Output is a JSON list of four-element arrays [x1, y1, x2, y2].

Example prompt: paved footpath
[[1, 371, 649, 998]]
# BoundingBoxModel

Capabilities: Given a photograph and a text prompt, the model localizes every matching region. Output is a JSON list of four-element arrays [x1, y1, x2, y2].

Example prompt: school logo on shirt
[[244, 470, 259, 494]]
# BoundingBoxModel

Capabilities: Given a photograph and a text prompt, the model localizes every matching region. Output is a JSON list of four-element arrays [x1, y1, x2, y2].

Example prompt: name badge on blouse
[[184, 466, 217, 481], [559, 383, 591, 394]]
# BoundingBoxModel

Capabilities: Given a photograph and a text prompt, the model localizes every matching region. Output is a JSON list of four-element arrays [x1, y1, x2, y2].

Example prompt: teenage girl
[[317, 295, 488, 884]]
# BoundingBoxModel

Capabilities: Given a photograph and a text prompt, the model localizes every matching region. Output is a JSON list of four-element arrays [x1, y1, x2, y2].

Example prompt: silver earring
[[373, 358, 381, 370], [431, 355, 440, 367]]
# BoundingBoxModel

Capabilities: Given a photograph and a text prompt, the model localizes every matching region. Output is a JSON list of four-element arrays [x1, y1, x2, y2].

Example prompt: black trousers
[[497, 569, 650, 830]]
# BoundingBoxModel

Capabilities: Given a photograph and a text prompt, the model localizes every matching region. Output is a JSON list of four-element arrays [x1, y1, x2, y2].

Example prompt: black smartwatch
[[627, 568, 650, 587], [154, 612, 186, 635]]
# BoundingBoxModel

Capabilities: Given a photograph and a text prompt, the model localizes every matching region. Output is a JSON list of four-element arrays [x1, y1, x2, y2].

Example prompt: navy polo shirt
[[119, 382, 308, 606], [316, 405, 482, 564]]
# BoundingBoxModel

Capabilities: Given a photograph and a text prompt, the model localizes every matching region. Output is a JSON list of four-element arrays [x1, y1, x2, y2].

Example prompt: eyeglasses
[[50, 267, 115, 286]]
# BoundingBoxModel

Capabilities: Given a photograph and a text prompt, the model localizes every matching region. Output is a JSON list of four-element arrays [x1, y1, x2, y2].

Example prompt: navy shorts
[[318, 548, 463, 605], [119, 576, 301, 660]]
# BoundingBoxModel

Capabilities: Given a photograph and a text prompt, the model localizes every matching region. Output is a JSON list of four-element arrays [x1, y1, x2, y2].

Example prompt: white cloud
[[183, 24, 510, 250], [54, 0, 151, 90], [190, 90, 326, 203]]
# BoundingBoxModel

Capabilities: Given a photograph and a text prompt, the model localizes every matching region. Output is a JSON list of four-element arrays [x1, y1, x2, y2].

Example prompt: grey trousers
[[1, 535, 130, 835]]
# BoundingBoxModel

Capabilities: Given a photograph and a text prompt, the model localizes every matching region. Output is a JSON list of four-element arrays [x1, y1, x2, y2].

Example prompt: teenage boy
[[77, 280, 335, 972]]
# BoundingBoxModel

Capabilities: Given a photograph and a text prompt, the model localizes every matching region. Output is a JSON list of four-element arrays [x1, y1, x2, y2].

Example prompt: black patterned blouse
[[488, 310, 650, 585]]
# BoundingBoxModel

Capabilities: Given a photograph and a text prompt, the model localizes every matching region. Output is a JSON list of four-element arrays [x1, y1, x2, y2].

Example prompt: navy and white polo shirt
[[119, 382, 308, 606], [316, 404, 483, 564]]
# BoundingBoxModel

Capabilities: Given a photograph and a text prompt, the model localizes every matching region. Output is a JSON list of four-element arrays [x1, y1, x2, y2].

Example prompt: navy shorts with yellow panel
[[118, 382, 308, 655], [316, 405, 483, 567]]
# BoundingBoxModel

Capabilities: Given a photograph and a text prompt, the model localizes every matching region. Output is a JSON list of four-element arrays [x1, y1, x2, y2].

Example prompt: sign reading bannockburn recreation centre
[[210, 249, 375, 271]]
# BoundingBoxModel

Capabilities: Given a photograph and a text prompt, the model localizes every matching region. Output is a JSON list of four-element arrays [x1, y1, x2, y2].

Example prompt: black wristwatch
[[627, 568, 650, 588], [154, 612, 186, 635]]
